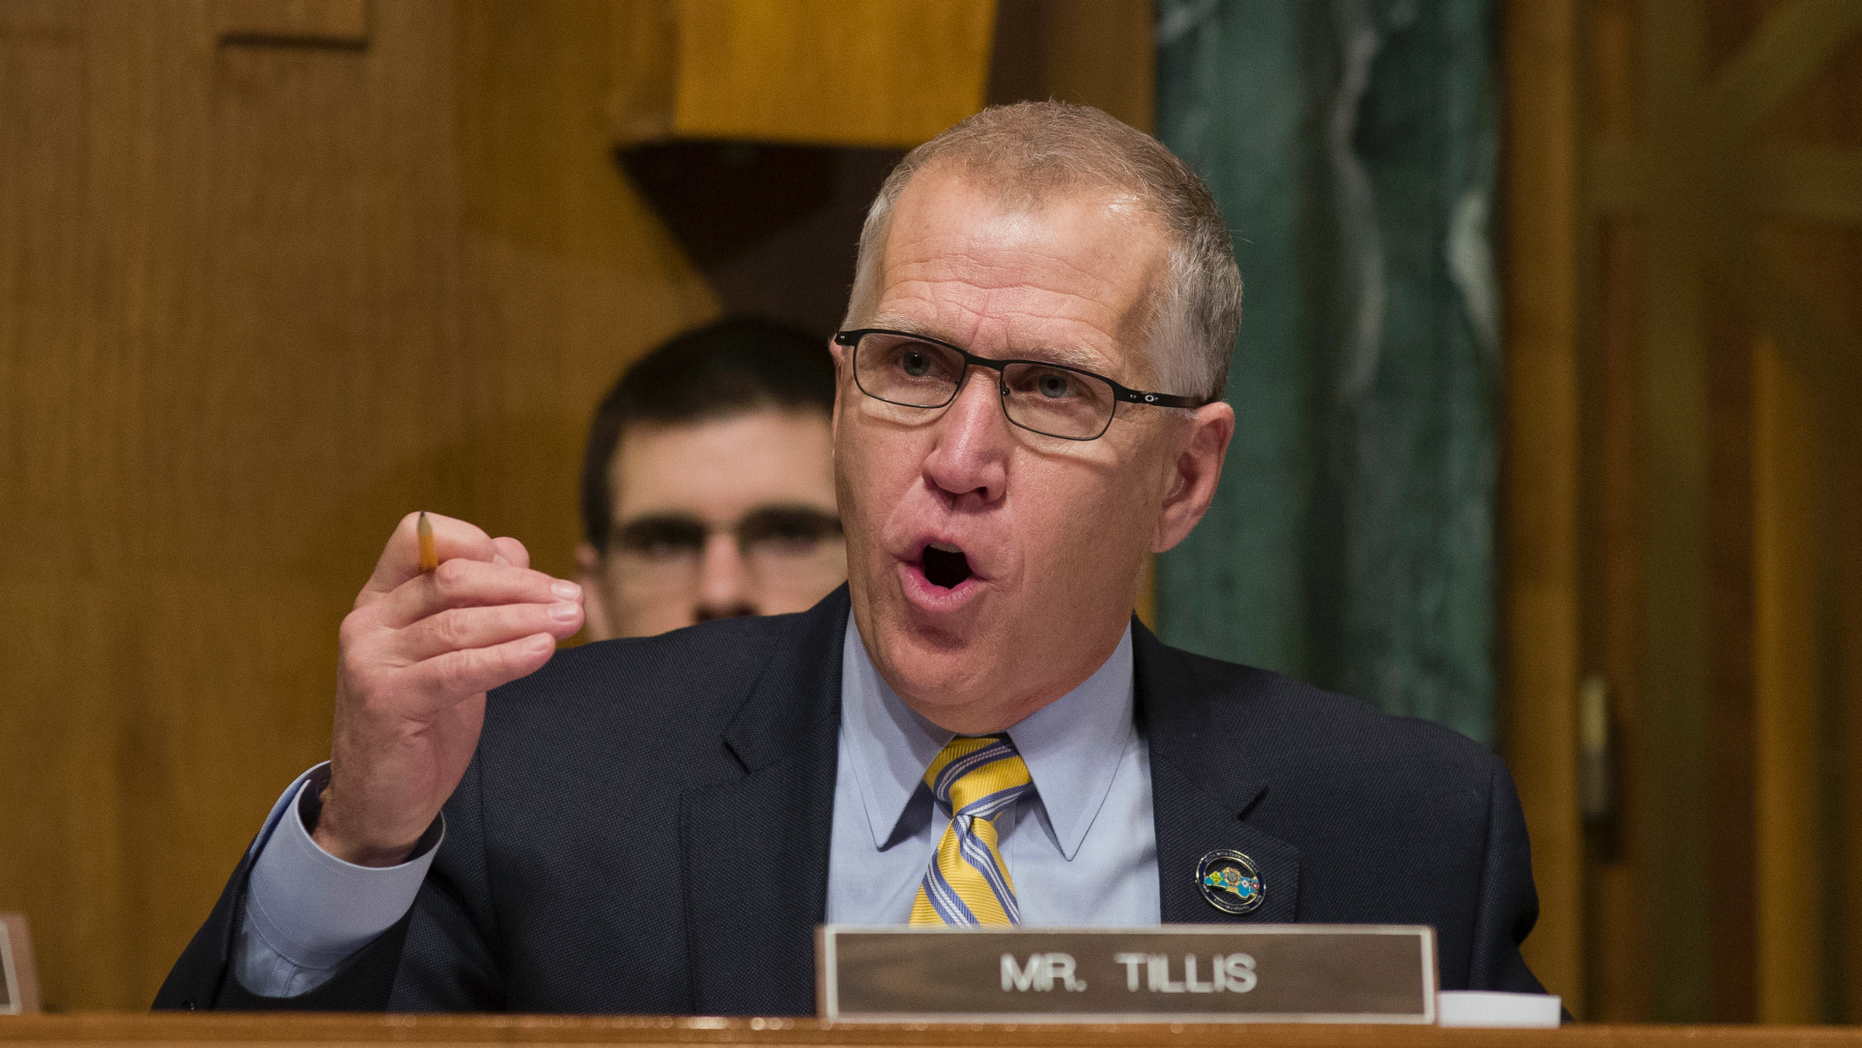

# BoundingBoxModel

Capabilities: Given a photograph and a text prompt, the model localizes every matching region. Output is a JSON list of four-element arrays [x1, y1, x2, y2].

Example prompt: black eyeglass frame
[[833, 328, 1210, 442]]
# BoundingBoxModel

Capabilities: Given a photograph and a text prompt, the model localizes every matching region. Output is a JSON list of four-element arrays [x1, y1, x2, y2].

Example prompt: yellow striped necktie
[[909, 734, 1033, 926]]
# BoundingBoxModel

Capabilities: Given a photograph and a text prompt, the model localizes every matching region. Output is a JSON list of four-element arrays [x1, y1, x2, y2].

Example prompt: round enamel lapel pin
[[1196, 848, 1264, 915]]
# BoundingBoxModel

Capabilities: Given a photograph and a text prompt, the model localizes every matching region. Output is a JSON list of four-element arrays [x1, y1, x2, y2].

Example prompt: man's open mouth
[[921, 542, 974, 589]]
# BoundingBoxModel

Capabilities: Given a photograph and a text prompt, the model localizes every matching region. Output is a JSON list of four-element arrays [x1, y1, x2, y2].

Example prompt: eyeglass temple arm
[[1116, 387, 1207, 409]]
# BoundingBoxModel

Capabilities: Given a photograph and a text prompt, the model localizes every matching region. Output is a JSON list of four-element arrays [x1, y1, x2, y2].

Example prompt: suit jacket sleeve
[[153, 759, 499, 1011], [1467, 759, 1549, 994], [151, 845, 412, 1011]]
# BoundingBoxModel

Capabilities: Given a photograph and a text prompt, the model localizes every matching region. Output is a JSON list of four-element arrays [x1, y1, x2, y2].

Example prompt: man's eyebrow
[[616, 511, 705, 529], [616, 505, 841, 531], [1012, 343, 1110, 370], [859, 317, 1114, 372], [739, 502, 842, 519], [609, 513, 707, 550], [737, 505, 844, 538], [860, 314, 947, 343]]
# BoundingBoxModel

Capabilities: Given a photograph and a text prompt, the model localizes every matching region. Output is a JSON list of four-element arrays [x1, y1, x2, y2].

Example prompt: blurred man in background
[[574, 317, 845, 639]]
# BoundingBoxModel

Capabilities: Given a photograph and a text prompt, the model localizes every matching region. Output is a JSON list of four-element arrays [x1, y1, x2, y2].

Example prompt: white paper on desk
[[1436, 990, 1562, 1028]]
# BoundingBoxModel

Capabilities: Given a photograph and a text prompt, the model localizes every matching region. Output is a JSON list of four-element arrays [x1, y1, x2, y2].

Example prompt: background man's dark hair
[[580, 316, 836, 552]]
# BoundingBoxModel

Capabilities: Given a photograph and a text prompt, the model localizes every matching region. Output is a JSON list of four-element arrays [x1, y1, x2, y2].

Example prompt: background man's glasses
[[835, 329, 1208, 441], [610, 505, 843, 586]]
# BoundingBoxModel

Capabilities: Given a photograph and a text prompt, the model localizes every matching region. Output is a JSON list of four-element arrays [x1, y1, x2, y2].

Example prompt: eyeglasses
[[608, 505, 843, 586], [834, 329, 1208, 441]]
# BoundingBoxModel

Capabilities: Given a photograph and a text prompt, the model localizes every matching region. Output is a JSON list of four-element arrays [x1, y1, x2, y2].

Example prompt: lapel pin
[[1196, 848, 1264, 915]]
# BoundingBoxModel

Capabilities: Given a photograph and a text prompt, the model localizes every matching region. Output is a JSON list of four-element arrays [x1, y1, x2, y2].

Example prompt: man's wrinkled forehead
[[872, 167, 1170, 374], [893, 155, 1161, 248]]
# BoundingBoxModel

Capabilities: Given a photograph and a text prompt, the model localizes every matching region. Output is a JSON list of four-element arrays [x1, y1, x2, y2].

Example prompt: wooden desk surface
[[1, 1014, 1859, 1048]]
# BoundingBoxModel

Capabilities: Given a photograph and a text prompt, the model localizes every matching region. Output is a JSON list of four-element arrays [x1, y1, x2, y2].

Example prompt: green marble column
[[1155, 0, 1500, 746]]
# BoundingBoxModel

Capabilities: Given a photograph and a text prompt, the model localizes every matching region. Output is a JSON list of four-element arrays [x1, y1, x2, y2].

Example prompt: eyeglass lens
[[853, 332, 1117, 440], [611, 506, 844, 577]]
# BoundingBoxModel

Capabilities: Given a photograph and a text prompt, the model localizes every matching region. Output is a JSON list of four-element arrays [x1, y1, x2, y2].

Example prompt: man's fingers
[[360, 512, 498, 600], [394, 601, 583, 662], [369, 557, 580, 629], [490, 536, 530, 570], [405, 632, 559, 704]]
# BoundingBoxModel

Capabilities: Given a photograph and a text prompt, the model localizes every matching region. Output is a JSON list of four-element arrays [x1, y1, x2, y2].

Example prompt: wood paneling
[[1633, 2, 1714, 1020], [1500, 0, 1584, 1016], [669, 0, 995, 147], [1751, 334, 1823, 1024], [0, 0, 717, 1010], [1547, 0, 1862, 1024], [1842, 403, 1862, 1023], [1745, 2, 1859, 1025], [987, 0, 1153, 133], [1580, 216, 1650, 1023], [1702, 272, 1756, 1024], [211, 0, 370, 46], [1578, 12, 1648, 1024], [0, 914, 41, 1015]]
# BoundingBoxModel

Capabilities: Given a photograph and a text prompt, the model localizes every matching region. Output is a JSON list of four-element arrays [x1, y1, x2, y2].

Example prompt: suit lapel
[[679, 588, 849, 1015], [1135, 621, 1301, 924]]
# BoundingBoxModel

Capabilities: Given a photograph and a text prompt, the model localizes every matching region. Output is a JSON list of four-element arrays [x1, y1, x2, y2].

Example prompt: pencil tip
[[416, 511, 439, 572]]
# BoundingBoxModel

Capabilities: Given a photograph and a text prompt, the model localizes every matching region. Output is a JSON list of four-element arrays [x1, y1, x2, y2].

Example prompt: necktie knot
[[910, 734, 1032, 927], [923, 734, 1033, 820]]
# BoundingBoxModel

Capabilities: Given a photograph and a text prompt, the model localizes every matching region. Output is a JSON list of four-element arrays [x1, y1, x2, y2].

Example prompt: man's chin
[[863, 601, 1003, 705], [877, 651, 1008, 730]]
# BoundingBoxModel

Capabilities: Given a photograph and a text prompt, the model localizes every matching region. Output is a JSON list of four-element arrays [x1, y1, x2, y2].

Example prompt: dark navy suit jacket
[[155, 586, 1545, 1012]]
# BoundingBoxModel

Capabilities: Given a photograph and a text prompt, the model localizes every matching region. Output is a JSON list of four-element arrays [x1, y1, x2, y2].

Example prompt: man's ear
[[1152, 401, 1235, 553], [574, 541, 614, 642]]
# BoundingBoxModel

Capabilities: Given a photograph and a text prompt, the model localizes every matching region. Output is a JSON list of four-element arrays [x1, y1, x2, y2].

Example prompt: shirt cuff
[[244, 762, 444, 970]]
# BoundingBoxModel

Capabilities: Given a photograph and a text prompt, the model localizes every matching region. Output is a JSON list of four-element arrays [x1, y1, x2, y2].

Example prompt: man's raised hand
[[312, 513, 584, 866]]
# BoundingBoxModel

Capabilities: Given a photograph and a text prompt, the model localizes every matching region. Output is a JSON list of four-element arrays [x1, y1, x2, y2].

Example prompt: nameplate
[[0, 914, 30, 1016], [0, 920, 15, 1016], [816, 925, 1437, 1023]]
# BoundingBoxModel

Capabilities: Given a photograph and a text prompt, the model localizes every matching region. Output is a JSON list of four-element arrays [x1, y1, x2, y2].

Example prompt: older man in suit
[[157, 102, 1546, 1013]]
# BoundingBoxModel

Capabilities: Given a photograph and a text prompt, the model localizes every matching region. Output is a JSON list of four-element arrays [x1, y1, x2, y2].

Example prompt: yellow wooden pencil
[[417, 511, 439, 573]]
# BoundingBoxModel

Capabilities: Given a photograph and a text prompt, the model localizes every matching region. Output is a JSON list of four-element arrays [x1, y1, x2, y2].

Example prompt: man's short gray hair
[[842, 101, 1241, 401]]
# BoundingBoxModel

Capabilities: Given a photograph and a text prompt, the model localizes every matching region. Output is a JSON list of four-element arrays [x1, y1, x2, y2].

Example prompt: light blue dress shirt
[[235, 618, 1160, 996], [827, 618, 1158, 925]]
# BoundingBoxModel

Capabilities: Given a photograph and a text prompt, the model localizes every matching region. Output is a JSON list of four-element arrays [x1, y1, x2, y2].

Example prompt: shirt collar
[[839, 616, 1136, 861]]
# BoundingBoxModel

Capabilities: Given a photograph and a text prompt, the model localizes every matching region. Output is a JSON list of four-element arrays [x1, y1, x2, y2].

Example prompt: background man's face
[[578, 408, 845, 640], [833, 167, 1183, 731]]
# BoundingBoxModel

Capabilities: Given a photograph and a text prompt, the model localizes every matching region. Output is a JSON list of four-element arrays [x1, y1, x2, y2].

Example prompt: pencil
[[417, 511, 439, 573]]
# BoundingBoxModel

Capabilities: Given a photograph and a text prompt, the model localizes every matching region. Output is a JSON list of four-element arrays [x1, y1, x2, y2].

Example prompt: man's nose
[[694, 531, 756, 622], [921, 367, 1012, 502]]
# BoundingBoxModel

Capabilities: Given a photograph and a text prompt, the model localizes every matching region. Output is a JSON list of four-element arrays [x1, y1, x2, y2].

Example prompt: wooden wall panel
[[0, 0, 716, 1010], [1581, 216, 1651, 1023], [670, 0, 995, 147], [1633, 3, 1714, 1020], [1562, 0, 1862, 1023], [1747, 5, 1860, 1023], [1501, 0, 1584, 1014], [1702, 272, 1757, 1024], [986, 0, 1153, 133], [1751, 334, 1823, 1024], [1579, 3, 1650, 1022], [1842, 403, 1862, 1023], [211, 0, 370, 45]]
